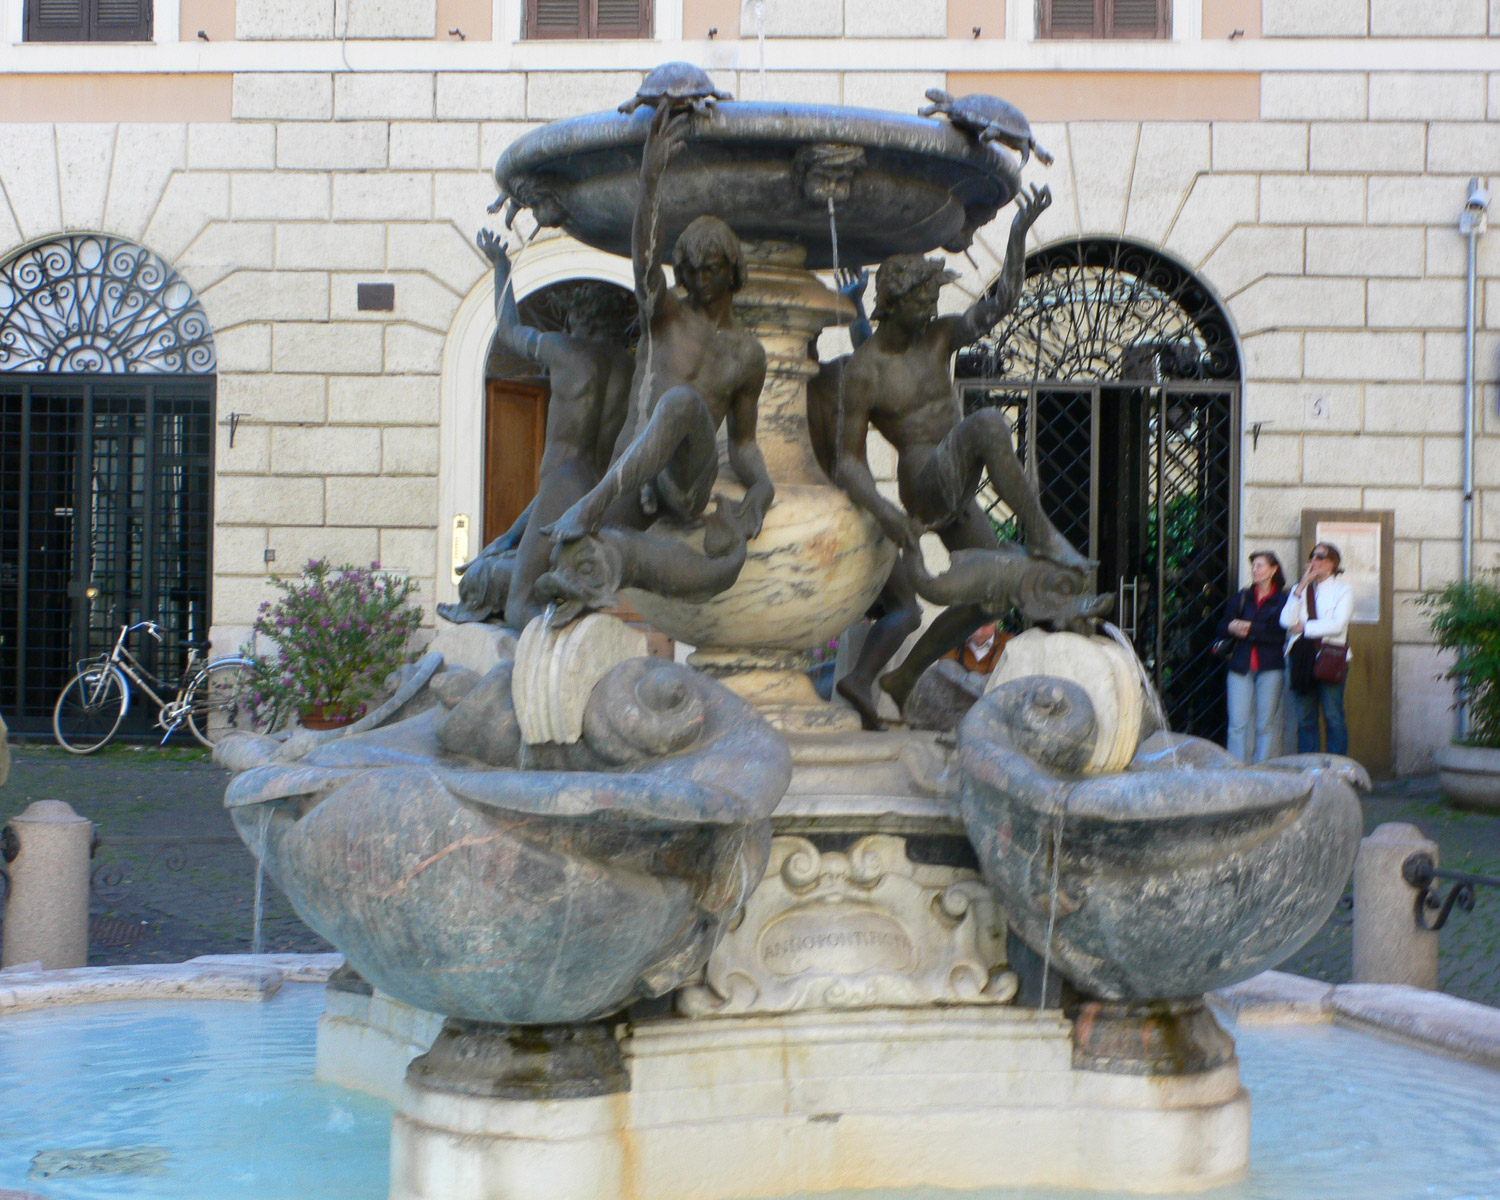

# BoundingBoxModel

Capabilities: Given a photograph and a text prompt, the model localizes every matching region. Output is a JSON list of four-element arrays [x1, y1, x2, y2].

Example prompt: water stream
[[827, 197, 850, 483], [1036, 791, 1070, 1011], [249, 807, 270, 956], [1099, 620, 1179, 765]]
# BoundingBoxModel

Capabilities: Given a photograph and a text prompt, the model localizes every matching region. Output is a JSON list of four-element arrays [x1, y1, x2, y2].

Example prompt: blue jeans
[[1226, 668, 1285, 763], [1291, 681, 1348, 756]]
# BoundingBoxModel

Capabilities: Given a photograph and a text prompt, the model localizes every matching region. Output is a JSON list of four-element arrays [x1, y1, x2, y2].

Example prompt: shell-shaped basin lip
[[224, 684, 793, 830], [960, 741, 1315, 828]]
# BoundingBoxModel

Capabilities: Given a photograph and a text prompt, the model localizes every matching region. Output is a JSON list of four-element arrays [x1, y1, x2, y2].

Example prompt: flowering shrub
[[1419, 571, 1500, 749], [243, 559, 421, 730]]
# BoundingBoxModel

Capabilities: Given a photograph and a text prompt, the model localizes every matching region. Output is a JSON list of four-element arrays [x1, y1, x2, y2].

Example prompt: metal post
[[1457, 178, 1490, 740]]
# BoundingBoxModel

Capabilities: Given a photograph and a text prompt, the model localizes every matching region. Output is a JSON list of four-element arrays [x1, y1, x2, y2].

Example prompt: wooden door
[[1300, 509, 1395, 777], [484, 379, 548, 543]]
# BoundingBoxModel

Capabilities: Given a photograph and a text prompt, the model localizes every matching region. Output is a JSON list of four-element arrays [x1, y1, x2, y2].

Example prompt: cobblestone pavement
[[1, 744, 1497, 1004], [1282, 774, 1500, 1008], [0, 743, 330, 965]]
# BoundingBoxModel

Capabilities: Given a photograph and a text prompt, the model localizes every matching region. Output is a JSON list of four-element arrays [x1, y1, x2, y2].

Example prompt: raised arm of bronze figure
[[952, 184, 1051, 349], [477, 229, 550, 366], [633, 103, 692, 323]]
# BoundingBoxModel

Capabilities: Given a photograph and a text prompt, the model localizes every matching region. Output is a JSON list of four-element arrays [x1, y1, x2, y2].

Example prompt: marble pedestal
[[318, 729, 1252, 1199], [389, 1006, 1248, 1200]]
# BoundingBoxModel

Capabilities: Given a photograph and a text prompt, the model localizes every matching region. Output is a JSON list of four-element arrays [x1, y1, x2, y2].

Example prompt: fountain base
[[379, 1003, 1247, 1200], [318, 729, 1253, 1198]]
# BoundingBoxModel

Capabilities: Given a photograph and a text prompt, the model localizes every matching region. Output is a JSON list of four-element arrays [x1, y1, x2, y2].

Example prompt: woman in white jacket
[[1280, 541, 1354, 755]]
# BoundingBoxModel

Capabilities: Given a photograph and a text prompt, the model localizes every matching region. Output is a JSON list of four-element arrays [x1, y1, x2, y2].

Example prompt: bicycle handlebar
[[127, 620, 163, 642]]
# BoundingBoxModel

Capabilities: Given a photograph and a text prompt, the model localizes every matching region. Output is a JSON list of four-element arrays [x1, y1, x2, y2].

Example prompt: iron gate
[[959, 239, 1241, 743], [0, 376, 215, 733]]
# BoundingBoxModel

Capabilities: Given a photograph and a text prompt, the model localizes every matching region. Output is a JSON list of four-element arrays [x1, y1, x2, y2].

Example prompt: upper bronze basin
[[494, 102, 1023, 268]]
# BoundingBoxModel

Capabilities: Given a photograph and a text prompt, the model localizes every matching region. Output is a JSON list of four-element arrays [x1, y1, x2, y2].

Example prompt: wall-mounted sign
[[1315, 520, 1382, 624]]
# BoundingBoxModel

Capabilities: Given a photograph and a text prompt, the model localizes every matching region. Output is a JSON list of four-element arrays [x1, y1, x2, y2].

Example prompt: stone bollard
[[2, 801, 94, 970], [1352, 822, 1439, 990]]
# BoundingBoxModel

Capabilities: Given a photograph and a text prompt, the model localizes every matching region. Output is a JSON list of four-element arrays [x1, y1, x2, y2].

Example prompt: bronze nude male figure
[[538, 103, 773, 622], [828, 184, 1101, 711], [437, 233, 635, 629]]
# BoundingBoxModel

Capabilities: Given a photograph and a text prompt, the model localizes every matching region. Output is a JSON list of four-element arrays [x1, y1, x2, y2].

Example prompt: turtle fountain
[[219, 67, 1368, 1200]]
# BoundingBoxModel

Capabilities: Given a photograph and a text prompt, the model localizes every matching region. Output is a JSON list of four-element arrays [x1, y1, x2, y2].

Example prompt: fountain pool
[[0, 985, 389, 1200], [1, 984, 1497, 1200]]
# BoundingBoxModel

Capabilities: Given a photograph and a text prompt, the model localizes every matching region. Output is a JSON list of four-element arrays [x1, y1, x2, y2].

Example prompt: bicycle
[[51, 621, 263, 754]]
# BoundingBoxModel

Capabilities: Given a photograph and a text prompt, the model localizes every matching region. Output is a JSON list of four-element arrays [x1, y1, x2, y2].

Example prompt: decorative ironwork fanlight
[[958, 239, 1239, 384], [0, 235, 215, 374]]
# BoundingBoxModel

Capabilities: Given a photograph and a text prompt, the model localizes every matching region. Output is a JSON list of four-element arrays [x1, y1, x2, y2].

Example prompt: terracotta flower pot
[[298, 702, 367, 731]]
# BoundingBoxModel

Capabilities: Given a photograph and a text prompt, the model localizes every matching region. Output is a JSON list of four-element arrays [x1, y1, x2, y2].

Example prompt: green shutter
[[93, 0, 152, 39], [593, 0, 651, 37], [27, 0, 90, 42], [526, 0, 586, 38]]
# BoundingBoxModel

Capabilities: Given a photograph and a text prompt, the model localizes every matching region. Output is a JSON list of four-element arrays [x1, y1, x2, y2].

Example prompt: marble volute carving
[[678, 833, 1017, 1015]]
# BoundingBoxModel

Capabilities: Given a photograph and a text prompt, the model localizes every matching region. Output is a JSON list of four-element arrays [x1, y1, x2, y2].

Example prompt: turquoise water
[[0, 984, 391, 1200], [1, 988, 1498, 1200]]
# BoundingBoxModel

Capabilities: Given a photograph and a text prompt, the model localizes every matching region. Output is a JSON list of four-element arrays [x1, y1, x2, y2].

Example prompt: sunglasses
[[1309, 551, 1330, 561]]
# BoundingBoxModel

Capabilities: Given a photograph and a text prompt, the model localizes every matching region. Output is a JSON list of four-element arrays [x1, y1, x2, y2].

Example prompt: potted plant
[[244, 559, 421, 732], [1418, 571, 1500, 811]]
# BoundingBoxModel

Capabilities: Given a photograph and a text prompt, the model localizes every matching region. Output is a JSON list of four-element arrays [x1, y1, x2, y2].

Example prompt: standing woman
[[1219, 550, 1289, 763], [1281, 541, 1354, 755]]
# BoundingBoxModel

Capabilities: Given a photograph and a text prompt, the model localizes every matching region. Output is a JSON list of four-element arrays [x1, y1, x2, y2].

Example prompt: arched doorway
[[958, 239, 1241, 742], [0, 234, 216, 733]]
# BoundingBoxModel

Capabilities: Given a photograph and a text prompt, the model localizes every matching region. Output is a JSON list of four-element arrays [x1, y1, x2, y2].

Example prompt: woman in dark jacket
[[1218, 550, 1289, 763]]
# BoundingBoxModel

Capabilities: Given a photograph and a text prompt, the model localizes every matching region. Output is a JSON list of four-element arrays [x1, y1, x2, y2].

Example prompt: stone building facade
[[0, 0, 1495, 769]]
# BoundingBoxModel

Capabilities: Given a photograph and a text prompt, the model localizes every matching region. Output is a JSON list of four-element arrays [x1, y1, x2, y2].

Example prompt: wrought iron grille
[[0, 235, 215, 375], [959, 239, 1240, 743], [0, 378, 215, 733]]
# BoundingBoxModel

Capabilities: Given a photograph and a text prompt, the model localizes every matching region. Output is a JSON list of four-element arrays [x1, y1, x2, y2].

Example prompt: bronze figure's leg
[[835, 557, 922, 732], [941, 408, 1094, 573], [879, 602, 991, 709], [545, 386, 718, 543]]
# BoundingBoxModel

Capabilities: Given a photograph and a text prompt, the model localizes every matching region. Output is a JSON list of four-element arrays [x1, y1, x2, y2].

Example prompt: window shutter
[[25, 0, 90, 41], [1107, 0, 1168, 38], [1040, 0, 1169, 38], [526, 0, 586, 38], [592, 0, 651, 37], [1042, 0, 1102, 38], [93, 0, 152, 40]]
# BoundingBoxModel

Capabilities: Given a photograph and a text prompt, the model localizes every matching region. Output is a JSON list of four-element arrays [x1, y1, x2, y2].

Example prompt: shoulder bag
[[1286, 584, 1320, 693], [1210, 591, 1245, 661]]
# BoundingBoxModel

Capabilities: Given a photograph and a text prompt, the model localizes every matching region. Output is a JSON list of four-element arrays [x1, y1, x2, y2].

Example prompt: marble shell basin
[[493, 102, 1022, 268], [956, 678, 1367, 1002], [222, 660, 792, 1025], [624, 481, 895, 653]]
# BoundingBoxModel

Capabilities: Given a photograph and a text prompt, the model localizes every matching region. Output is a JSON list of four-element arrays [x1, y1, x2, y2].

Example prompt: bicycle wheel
[[53, 667, 129, 753], [184, 658, 267, 747]]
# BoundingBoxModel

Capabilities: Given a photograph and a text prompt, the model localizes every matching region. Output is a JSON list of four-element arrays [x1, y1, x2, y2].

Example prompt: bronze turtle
[[620, 62, 734, 116], [919, 89, 1055, 168]]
